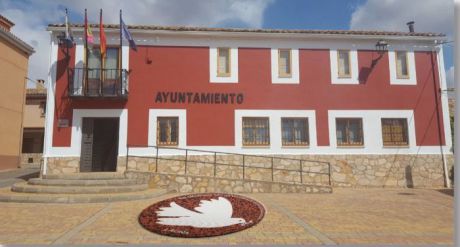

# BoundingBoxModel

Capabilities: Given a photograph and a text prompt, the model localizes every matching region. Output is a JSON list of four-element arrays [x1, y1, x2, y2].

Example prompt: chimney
[[406, 21, 415, 33], [36, 79, 45, 89], [0, 15, 14, 32]]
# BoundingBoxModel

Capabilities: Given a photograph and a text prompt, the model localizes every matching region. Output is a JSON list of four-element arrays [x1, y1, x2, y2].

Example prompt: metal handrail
[[67, 67, 128, 97], [126, 145, 332, 186]]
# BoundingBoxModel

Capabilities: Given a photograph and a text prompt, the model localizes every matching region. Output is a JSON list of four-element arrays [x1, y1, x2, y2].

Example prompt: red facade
[[52, 45, 445, 147]]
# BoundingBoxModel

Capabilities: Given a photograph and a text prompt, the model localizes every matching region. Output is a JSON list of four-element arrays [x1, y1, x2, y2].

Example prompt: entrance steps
[[0, 172, 170, 203]]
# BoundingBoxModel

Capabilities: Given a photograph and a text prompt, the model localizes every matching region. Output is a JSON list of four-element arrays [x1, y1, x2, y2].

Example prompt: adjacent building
[[0, 15, 34, 170], [43, 23, 453, 188], [21, 81, 46, 168]]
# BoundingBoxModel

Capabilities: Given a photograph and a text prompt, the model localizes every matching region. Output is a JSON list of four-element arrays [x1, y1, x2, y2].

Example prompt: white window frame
[[210, 46, 238, 83], [328, 110, 416, 152], [329, 49, 359, 84], [235, 110, 316, 150], [388, 50, 417, 85], [271, 48, 299, 84], [148, 109, 187, 148]]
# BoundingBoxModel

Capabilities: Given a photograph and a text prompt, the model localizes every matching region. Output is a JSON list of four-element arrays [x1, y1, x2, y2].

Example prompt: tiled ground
[[0, 188, 453, 245]]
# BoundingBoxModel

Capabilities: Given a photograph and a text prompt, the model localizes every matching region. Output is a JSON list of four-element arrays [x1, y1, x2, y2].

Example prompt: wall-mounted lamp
[[375, 39, 388, 52]]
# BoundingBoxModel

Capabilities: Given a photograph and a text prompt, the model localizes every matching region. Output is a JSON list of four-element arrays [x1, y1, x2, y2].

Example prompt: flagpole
[[119, 9, 123, 96], [100, 9, 103, 96], [84, 9, 88, 96]]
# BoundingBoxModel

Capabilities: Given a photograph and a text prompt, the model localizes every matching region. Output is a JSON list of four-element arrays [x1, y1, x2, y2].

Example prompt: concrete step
[[11, 182, 149, 194], [28, 178, 144, 186], [0, 187, 170, 203], [43, 172, 126, 180]]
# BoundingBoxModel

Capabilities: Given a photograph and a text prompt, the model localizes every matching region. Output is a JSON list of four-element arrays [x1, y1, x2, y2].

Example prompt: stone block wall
[[46, 157, 127, 174], [126, 153, 453, 188], [125, 171, 332, 194]]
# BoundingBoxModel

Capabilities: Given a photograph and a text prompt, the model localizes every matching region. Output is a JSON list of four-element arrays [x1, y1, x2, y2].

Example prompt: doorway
[[80, 118, 119, 172]]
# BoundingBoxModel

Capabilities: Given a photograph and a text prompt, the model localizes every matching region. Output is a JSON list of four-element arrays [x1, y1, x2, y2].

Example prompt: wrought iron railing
[[126, 145, 332, 186], [68, 68, 128, 98]]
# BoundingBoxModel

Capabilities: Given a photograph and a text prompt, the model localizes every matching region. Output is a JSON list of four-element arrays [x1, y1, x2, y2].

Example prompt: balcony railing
[[68, 68, 128, 99]]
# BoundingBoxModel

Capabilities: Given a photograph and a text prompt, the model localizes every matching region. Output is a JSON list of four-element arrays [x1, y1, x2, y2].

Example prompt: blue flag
[[121, 18, 137, 51]]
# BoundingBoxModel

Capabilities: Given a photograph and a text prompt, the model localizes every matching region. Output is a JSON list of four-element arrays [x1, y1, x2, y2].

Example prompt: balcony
[[68, 68, 128, 99]]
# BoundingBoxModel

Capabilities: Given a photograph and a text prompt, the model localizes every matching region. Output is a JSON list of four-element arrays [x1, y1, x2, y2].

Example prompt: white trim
[[142, 109, 187, 156], [271, 48, 299, 84], [42, 33, 59, 174], [328, 110, 417, 152], [46, 109, 128, 157], [234, 110, 317, 151], [209, 46, 238, 83], [436, 46, 453, 149], [388, 50, 417, 85], [330, 49, 359, 84]]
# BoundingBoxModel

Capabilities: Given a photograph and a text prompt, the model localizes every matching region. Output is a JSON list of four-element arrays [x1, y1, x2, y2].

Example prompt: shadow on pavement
[[436, 189, 454, 197]]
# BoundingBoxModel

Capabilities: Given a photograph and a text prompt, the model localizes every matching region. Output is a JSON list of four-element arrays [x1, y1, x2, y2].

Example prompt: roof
[[48, 23, 445, 39], [0, 26, 34, 56]]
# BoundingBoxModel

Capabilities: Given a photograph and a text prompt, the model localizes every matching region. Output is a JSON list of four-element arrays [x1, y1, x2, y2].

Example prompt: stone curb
[[28, 178, 144, 186], [0, 188, 170, 203], [43, 172, 126, 180], [11, 182, 149, 194]]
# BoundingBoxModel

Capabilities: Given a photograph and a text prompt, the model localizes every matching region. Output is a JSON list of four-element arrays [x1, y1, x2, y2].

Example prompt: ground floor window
[[381, 118, 409, 146], [281, 118, 309, 146], [336, 118, 363, 146], [157, 117, 179, 146], [242, 117, 270, 146]]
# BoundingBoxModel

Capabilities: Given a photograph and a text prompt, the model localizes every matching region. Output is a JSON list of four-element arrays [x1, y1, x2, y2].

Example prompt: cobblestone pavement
[[0, 188, 453, 245]]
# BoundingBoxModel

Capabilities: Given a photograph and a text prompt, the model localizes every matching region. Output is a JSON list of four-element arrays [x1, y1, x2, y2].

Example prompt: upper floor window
[[337, 50, 351, 78], [157, 117, 178, 146], [330, 49, 358, 84], [278, 49, 292, 78], [389, 50, 417, 85], [242, 117, 270, 146], [217, 47, 231, 77], [210, 47, 238, 83], [336, 118, 363, 146], [282, 118, 309, 146], [395, 51, 409, 79], [381, 118, 409, 146]]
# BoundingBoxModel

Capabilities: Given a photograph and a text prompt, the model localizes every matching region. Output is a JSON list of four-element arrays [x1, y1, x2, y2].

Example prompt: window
[[336, 118, 363, 146], [87, 47, 120, 77], [157, 117, 179, 146], [381, 118, 409, 146], [242, 117, 270, 146], [396, 51, 409, 79], [337, 50, 351, 78], [282, 118, 309, 146], [278, 49, 292, 77], [217, 47, 231, 77]]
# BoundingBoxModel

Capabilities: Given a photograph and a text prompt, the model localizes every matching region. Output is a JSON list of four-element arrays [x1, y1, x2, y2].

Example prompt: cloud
[[0, 0, 274, 84], [350, 0, 453, 37]]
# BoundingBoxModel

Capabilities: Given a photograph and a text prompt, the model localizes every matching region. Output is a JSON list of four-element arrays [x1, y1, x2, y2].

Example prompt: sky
[[0, 0, 454, 88]]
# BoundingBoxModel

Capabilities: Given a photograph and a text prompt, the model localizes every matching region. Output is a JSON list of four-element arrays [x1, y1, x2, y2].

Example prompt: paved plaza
[[0, 188, 453, 245]]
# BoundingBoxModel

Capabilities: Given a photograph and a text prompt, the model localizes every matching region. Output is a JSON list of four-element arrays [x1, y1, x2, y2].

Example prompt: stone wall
[[125, 171, 332, 194], [20, 153, 42, 168], [46, 157, 127, 174], [126, 153, 454, 188]]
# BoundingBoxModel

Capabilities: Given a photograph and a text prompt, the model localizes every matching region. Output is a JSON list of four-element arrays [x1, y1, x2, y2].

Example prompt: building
[[21, 81, 47, 168], [43, 23, 452, 189], [0, 15, 34, 170]]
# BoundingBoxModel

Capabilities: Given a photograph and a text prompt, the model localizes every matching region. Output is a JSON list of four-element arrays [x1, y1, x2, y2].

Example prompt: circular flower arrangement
[[139, 193, 265, 238]]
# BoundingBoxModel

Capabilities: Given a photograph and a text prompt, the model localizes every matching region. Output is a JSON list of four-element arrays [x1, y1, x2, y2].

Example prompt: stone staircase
[[0, 172, 169, 203]]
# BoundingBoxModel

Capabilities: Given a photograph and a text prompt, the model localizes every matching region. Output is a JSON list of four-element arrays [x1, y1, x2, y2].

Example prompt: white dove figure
[[156, 196, 246, 228]]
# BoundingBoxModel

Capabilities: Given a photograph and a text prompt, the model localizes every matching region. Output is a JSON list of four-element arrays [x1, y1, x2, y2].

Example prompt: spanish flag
[[99, 9, 106, 58], [84, 9, 93, 45]]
